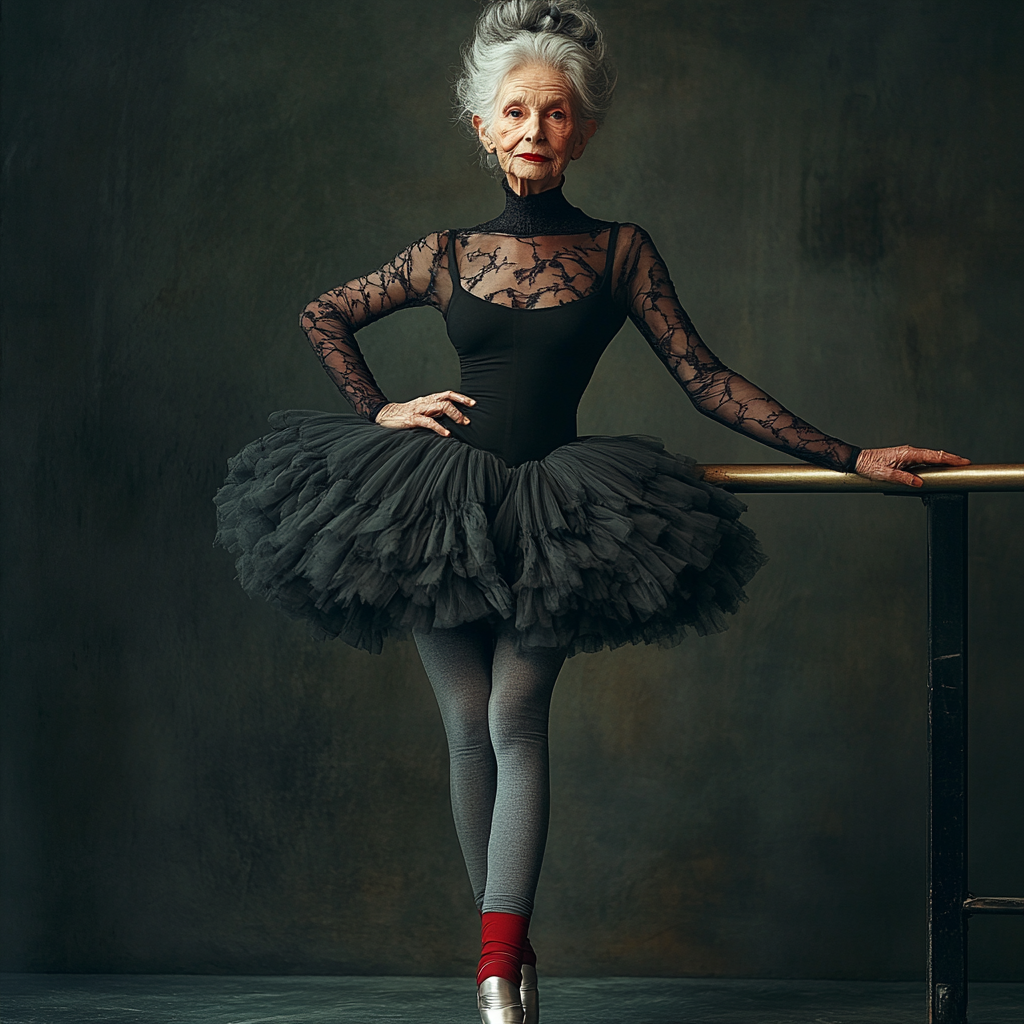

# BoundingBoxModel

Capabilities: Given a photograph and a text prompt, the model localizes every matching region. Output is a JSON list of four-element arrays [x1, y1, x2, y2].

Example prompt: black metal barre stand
[[697, 464, 1024, 1024]]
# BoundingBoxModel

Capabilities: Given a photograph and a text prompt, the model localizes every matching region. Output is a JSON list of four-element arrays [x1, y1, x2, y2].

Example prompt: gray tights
[[413, 620, 567, 918]]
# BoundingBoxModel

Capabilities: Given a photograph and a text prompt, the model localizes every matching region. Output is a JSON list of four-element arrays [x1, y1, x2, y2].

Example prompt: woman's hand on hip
[[854, 446, 971, 487], [374, 391, 475, 437]]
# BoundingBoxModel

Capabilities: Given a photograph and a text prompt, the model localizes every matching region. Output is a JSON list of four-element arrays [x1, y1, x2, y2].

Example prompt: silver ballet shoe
[[520, 964, 539, 1024], [477, 975, 525, 1024]]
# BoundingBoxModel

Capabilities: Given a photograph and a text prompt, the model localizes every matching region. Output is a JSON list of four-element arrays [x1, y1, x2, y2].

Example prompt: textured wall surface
[[2, 0, 1021, 980]]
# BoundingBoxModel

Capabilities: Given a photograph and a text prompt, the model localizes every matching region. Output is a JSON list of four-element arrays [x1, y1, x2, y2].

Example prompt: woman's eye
[[507, 109, 523, 118], [550, 110, 566, 120]]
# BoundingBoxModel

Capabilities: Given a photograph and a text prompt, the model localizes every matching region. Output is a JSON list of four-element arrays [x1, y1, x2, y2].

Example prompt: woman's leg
[[474, 622, 566, 1023], [481, 621, 567, 920], [415, 618, 565, 1021], [413, 619, 567, 922], [414, 620, 497, 911]]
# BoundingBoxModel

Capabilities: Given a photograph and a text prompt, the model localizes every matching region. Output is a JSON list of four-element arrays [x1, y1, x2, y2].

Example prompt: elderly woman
[[215, 2, 967, 1022]]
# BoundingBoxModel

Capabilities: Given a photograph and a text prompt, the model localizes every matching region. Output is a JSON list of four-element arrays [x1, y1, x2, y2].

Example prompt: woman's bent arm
[[299, 232, 449, 420]]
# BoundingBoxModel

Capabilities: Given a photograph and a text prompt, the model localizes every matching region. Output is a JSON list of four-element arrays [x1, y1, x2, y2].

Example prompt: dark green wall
[[2, 0, 1021, 980]]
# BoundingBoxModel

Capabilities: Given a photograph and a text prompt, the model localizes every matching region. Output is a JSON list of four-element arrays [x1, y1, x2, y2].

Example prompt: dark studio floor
[[1, 974, 1022, 1024]]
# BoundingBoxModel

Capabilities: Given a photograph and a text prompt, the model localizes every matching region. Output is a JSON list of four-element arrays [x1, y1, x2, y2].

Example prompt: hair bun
[[531, 3, 598, 49], [536, 4, 561, 31]]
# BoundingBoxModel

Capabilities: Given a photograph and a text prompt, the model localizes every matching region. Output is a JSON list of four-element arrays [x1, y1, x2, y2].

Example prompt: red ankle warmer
[[520, 934, 537, 967], [477, 911, 530, 986]]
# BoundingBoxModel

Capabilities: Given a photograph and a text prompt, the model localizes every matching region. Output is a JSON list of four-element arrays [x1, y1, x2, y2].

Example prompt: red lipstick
[[517, 154, 549, 163]]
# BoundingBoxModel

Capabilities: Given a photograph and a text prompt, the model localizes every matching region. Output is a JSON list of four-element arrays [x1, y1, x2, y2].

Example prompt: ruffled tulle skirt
[[213, 410, 768, 657]]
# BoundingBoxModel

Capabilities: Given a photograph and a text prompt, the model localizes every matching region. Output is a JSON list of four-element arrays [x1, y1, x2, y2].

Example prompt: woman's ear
[[472, 114, 495, 153], [571, 119, 599, 160]]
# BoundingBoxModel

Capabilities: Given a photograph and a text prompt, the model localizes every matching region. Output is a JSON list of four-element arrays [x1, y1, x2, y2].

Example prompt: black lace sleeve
[[618, 225, 861, 473], [299, 233, 449, 420]]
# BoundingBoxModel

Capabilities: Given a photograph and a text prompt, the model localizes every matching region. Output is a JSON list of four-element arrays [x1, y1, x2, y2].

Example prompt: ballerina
[[215, 3, 968, 1020]]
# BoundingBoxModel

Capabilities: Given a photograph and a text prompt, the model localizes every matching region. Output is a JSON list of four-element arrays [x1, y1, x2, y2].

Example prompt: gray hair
[[455, 1, 616, 172]]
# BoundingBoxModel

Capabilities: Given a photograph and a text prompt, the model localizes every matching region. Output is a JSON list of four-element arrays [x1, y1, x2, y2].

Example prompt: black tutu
[[213, 410, 768, 657]]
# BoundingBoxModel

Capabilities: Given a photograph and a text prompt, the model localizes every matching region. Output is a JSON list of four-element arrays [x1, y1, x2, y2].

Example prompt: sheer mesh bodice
[[299, 184, 860, 472]]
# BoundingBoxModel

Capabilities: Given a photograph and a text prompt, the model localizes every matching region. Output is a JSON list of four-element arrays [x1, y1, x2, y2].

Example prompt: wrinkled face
[[473, 63, 597, 195]]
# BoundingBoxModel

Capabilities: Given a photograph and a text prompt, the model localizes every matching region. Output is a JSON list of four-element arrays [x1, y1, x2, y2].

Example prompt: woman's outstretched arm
[[618, 225, 968, 482]]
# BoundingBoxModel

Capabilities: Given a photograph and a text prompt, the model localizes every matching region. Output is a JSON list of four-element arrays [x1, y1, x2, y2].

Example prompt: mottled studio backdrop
[[2, 0, 1022, 980]]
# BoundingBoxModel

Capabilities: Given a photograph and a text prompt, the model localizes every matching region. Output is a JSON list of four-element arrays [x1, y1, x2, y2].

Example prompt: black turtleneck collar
[[472, 177, 608, 236]]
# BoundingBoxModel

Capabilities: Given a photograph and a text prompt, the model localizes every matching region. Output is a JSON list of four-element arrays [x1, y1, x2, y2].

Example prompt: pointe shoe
[[520, 964, 539, 1024], [477, 976, 525, 1024]]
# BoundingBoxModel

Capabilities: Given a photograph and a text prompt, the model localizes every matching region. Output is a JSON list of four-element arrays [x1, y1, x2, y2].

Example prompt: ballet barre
[[695, 463, 1024, 1024]]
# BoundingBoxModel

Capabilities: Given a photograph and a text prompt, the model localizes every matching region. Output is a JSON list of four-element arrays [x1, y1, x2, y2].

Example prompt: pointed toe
[[477, 975, 525, 1024]]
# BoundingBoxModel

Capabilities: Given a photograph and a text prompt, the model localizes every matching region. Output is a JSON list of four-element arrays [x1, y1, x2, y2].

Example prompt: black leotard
[[444, 223, 625, 465]]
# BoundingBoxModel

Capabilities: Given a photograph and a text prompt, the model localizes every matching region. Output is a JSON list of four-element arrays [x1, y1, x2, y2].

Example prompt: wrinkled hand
[[374, 390, 475, 437], [854, 446, 971, 487]]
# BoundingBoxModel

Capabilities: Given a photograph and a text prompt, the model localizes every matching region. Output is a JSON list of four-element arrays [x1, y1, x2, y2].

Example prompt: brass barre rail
[[695, 463, 1024, 493]]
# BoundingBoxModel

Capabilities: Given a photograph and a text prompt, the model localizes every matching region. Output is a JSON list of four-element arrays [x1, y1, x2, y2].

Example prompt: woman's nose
[[524, 113, 545, 142]]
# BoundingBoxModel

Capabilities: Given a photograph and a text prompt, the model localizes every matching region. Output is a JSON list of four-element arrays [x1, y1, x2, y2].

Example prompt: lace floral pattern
[[454, 230, 611, 308]]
